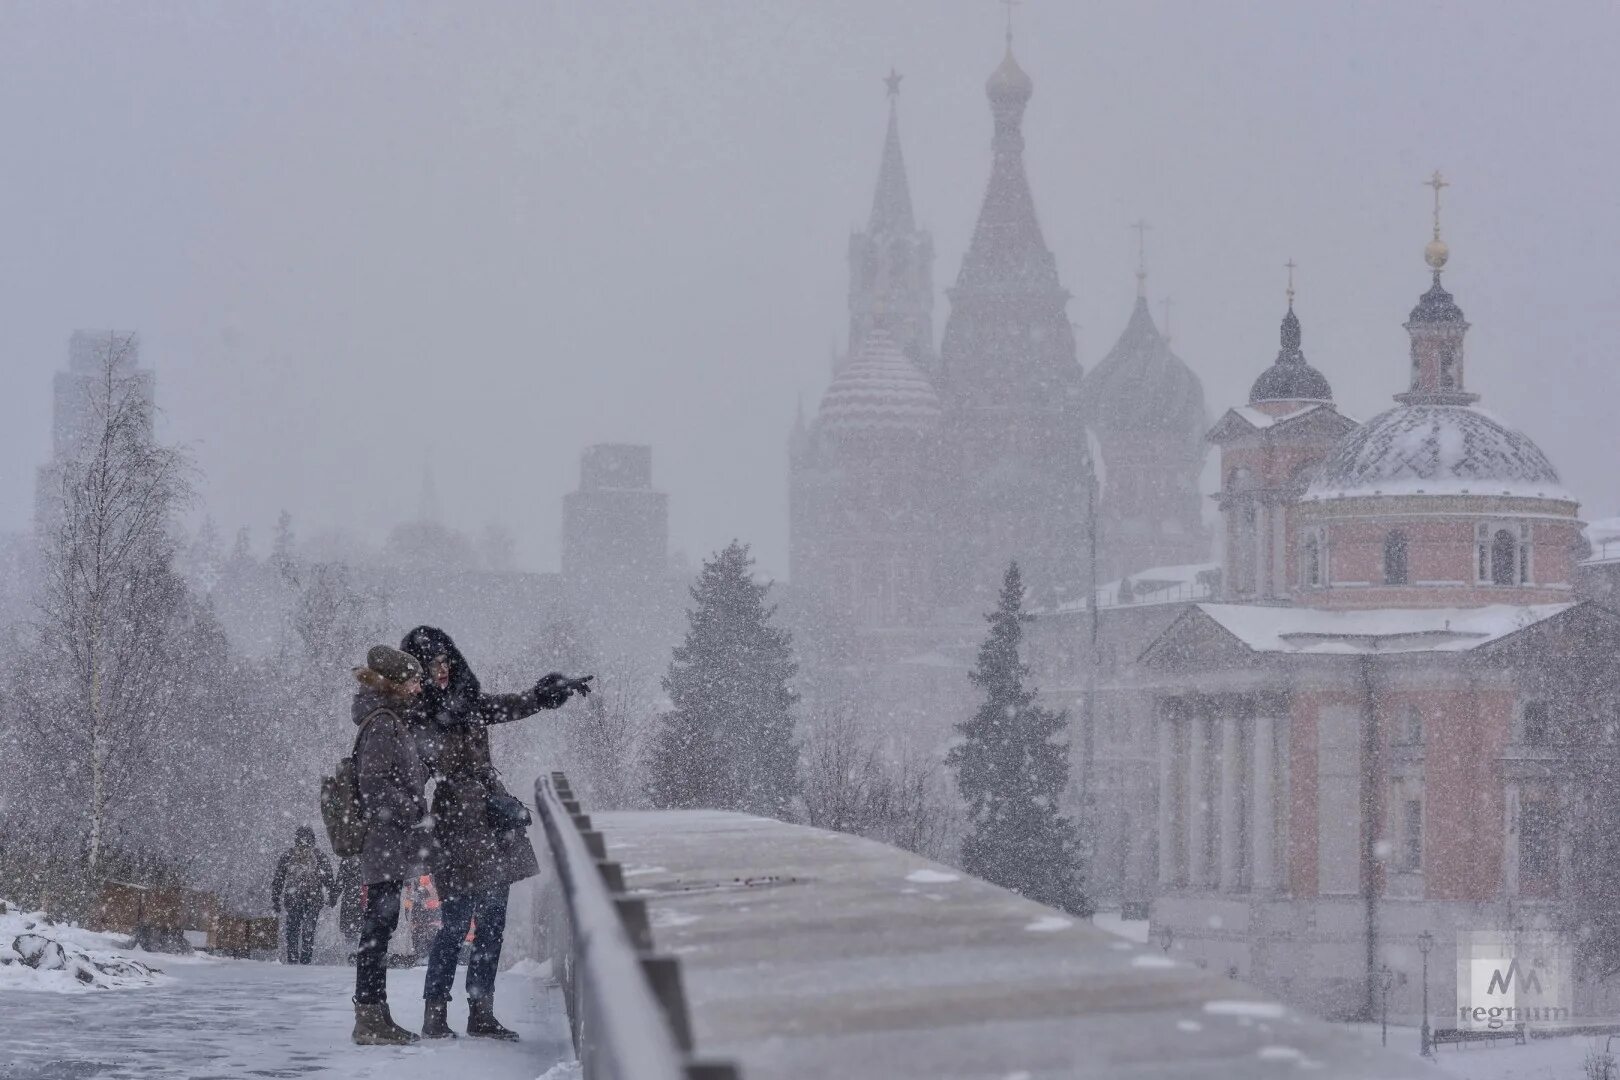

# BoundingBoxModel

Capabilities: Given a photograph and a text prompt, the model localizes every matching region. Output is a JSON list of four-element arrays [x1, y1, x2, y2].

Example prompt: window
[[1522, 701, 1551, 746], [1402, 799, 1423, 871], [1519, 800, 1558, 895], [1383, 530, 1410, 585], [1398, 705, 1423, 746], [1478, 523, 1529, 586], [1302, 531, 1322, 588]]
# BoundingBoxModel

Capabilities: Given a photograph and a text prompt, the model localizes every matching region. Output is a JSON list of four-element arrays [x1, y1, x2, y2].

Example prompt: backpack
[[320, 710, 386, 858], [283, 846, 325, 899]]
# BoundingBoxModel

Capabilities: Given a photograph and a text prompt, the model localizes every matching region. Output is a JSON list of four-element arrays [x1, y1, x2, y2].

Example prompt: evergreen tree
[[647, 541, 799, 818], [949, 562, 1091, 915]]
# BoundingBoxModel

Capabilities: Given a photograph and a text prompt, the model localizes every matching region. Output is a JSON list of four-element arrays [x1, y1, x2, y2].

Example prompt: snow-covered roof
[[1583, 517, 1620, 566], [1194, 602, 1574, 655], [1304, 403, 1573, 503], [1248, 306, 1333, 405], [1049, 562, 1219, 614], [818, 329, 940, 436]]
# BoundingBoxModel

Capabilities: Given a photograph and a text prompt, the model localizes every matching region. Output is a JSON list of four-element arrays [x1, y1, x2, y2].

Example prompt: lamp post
[[1158, 924, 1175, 956], [1417, 931, 1435, 1057], [1378, 965, 1396, 1048]]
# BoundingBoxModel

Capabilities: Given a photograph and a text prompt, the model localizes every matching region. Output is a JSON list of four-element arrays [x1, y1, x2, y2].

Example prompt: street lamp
[[1378, 965, 1396, 1048], [1417, 931, 1435, 1057], [1158, 924, 1175, 956]]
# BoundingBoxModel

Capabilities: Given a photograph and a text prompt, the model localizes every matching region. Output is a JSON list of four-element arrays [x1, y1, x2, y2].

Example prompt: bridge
[[533, 774, 1423, 1079]]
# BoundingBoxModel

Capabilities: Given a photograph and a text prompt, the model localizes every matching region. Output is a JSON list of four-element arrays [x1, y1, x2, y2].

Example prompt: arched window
[[1491, 529, 1518, 586], [1302, 531, 1322, 588], [1383, 530, 1410, 585]]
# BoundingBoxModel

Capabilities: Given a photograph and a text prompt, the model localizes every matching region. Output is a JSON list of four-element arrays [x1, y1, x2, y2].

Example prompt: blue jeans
[[423, 885, 508, 1003]]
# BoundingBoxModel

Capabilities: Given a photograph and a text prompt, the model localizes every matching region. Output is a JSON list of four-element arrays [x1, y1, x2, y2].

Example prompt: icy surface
[[0, 951, 572, 1078]]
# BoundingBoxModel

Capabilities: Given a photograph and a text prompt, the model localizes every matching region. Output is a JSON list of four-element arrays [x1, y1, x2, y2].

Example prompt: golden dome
[[1424, 237, 1449, 270]]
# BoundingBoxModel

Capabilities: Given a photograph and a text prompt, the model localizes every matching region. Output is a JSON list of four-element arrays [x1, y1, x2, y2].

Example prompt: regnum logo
[[1457, 929, 1573, 1031]]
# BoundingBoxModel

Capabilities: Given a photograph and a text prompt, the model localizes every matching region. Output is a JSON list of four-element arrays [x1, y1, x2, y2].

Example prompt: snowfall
[[0, 901, 576, 1080], [0, 898, 1609, 1079]]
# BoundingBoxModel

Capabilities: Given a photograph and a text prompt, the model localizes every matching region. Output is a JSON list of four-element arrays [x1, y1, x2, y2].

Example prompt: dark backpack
[[320, 710, 386, 858]]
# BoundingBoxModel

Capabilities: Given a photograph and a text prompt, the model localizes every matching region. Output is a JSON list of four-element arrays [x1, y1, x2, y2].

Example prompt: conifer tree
[[648, 541, 799, 818], [949, 562, 1092, 915]]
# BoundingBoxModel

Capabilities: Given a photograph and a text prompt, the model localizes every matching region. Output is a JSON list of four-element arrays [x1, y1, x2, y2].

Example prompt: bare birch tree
[[20, 333, 193, 882]]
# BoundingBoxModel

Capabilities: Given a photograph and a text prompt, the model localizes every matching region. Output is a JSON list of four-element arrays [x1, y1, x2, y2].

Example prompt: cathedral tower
[[935, 42, 1092, 607], [1081, 247, 1208, 583], [846, 71, 935, 372]]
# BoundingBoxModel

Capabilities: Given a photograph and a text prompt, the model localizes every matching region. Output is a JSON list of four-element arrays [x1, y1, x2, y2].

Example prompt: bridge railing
[[533, 771, 737, 1080]]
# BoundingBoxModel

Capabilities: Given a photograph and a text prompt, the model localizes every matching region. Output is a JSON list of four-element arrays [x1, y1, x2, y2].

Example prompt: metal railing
[[534, 771, 739, 1080]]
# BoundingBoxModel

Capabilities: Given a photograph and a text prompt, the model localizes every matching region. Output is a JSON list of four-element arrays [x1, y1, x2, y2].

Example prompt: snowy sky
[[2, 1, 1617, 577]]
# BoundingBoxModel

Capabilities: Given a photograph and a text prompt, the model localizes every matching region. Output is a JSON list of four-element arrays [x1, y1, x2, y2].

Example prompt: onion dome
[[986, 46, 1033, 106], [1408, 273, 1465, 325], [1304, 403, 1571, 502], [1082, 297, 1205, 436], [818, 329, 941, 436], [1249, 304, 1333, 405]]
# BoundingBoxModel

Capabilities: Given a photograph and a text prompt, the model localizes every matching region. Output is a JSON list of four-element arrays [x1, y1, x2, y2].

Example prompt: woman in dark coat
[[400, 625, 589, 1041]]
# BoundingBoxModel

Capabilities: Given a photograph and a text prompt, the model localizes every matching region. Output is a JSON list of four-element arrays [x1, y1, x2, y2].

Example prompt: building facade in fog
[[1129, 224, 1620, 1022], [34, 330, 153, 538], [562, 443, 669, 595]]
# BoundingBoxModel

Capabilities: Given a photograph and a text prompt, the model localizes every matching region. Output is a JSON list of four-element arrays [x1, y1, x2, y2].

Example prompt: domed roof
[[818, 329, 941, 436], [1305, 403, 1571, 502], [1249, 306, 1333, 405], [986, 46, 1033, 103], [1082, 297, 1204, 436], [1408, 273, 1466, 325]]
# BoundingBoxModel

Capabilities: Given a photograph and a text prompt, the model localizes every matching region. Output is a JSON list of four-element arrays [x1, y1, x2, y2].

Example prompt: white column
[[1252, 715, 1277, 893], [1219, 712, 1242, 892], [1187, 715, 1208, 888], [1157, 716, 1177, 887]]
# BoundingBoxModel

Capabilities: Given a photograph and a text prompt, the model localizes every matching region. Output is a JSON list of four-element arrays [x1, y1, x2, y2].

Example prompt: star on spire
[[884, 67, 903, 98]]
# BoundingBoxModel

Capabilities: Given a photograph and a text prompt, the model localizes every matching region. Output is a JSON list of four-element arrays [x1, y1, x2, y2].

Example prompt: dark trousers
[[283, 902, 319, 965], [354, 880, 403, 1005], [423, 885, 509, 1004]]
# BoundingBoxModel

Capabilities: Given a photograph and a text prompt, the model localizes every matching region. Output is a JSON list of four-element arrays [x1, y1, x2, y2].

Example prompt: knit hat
[[366, 645, 423, 685]]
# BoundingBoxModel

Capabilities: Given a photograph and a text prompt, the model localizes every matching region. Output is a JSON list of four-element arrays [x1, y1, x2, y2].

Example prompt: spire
[[1248, 262, 1333, 405], [1130, 219, 1151, 299], [954, 41, 1058, 296], [1399, 171, 1474, 406], [868, 69, 915, 236]]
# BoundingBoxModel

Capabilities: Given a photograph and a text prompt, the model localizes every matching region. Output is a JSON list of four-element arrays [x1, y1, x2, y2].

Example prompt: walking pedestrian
[[271, 826, 337, 965], [349, 644, 430, 1046], [399, 626, 590, 1041]]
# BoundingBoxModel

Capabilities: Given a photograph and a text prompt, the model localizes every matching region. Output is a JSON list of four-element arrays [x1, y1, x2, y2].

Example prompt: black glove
[[534, 673, 594, 709]]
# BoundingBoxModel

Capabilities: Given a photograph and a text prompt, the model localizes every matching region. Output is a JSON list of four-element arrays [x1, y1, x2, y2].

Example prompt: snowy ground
[[0, 906, 167, 993], [0, 953, 573, 1079], [1336, 1022, 1617, 1080]]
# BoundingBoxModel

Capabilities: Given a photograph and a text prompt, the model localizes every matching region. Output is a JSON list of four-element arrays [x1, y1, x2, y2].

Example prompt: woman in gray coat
[[350, 645, 428, 1046]]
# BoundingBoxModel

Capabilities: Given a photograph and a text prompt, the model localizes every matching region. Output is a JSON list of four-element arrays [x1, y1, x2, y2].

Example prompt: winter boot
[[422, 999, 457, 1040], [352, 1001, 419, 1046], [466, 997, 519, 1041]]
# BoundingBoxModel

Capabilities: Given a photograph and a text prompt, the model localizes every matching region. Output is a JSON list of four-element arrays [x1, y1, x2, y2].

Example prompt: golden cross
[[1425, 170, 1449, 239], [1285, 258, 1297, 306]]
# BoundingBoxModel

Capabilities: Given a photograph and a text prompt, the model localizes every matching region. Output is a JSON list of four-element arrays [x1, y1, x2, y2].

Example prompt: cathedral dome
[[1082, 297, 1204, 436], [1304, 403, 1571, 502], [818, 329, 941, 436], [986, 46, 1033, 104], [1249, 306, 1333, 405]]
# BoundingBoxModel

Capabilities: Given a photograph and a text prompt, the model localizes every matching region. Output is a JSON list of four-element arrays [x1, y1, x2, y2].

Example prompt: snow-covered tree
[[950, 563, 1091, 915], [17, 334, 194, 883], [647, 541, 798, 818]]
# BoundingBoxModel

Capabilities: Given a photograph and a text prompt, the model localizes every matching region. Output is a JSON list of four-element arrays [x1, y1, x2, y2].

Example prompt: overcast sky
[[2, 1, 1617, 577]]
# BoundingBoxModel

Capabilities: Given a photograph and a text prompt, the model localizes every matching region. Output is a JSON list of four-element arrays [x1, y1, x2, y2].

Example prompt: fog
[[2, 0, 1617, 573]]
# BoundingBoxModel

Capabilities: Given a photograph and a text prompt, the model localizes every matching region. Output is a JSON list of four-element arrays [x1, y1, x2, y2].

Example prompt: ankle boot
[[352, 1001, 419, 1046], [422, 999, 457, 1039], [466, 996, 519, 1041]]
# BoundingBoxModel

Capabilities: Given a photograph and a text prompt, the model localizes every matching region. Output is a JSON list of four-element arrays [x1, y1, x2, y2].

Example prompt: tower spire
[[1400, 171, 1474, 406], [868, 68, 915, 236], [1130, 219, 1151, 299]]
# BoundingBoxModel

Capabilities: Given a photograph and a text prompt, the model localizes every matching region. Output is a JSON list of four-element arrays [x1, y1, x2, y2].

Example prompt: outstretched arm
[[473, 675, 593, 726]]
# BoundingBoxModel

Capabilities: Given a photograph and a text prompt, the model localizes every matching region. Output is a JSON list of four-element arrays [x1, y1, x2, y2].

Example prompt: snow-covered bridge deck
[[566, 806, 1425, 1079]]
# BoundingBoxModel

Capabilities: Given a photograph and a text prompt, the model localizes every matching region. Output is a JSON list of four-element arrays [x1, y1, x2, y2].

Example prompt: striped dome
[[818, 330, 941, 436]]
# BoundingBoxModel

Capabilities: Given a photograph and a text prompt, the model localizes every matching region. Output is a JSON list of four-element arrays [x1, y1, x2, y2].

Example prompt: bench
[[1431, 1023, 1527, 1049]]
